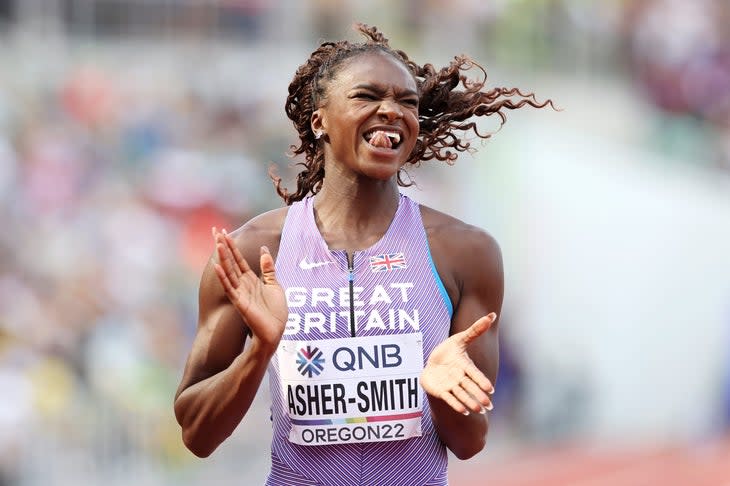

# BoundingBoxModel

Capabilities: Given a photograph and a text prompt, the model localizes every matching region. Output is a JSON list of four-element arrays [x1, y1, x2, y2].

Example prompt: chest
[[280, 250, 431, 340]]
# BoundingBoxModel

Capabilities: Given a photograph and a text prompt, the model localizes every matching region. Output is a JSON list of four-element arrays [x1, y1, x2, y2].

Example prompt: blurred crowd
[[0, 34, 287, 486], [0, 0, 729, 484], [624, 0, 730, 169]]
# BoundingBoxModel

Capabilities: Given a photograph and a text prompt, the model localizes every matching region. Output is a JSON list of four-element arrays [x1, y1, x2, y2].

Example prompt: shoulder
[[419, 204, 503, 304], [419, 204, 501, 261], [228, 206, 290, 275]]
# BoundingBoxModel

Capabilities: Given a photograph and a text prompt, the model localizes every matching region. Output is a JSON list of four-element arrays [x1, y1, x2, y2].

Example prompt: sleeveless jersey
[[267, 194, 453, 486]]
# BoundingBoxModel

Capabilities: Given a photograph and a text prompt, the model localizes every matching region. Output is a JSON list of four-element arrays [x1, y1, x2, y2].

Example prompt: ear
[[311, 108, 326, 135]]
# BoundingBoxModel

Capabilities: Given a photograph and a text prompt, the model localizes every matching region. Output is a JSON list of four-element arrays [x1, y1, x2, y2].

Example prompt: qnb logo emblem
[[296, 345, 325, 377]]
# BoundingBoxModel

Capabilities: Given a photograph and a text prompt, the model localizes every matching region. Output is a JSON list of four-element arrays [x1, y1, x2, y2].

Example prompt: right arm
[[174, 224, 286, 458]]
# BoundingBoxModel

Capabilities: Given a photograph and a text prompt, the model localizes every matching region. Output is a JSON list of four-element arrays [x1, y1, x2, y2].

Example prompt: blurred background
[[1, 0, 729, 485]]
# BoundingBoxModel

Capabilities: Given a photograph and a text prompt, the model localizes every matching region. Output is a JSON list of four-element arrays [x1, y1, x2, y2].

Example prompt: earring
[[315, 131, 323, 140]]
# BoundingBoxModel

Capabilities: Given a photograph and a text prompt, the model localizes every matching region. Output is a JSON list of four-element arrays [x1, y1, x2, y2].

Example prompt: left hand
[[420, 313, 497, 415]]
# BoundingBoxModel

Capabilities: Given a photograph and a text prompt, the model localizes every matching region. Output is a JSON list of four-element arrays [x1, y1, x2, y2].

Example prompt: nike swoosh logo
[[299, 258, 333, 270]]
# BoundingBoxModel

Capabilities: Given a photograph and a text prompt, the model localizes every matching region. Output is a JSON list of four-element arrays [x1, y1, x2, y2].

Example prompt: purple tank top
[[267, 194, 453, 486]]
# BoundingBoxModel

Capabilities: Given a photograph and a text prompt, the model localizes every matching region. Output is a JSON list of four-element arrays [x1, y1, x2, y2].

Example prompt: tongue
[[368, 130, 392, 149]]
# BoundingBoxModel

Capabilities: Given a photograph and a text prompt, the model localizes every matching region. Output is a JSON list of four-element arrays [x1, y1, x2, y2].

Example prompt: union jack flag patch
[[369, 252, 407, 272]]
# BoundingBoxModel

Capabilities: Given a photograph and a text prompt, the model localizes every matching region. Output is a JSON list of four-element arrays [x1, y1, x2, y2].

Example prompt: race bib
[[277, 333, 424, 446]]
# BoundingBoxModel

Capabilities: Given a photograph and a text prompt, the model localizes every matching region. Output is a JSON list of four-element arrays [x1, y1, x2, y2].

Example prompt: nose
[[377, 99, 403, 121]]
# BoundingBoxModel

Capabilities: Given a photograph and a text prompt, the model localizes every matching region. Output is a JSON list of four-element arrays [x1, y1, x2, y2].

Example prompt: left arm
[[421, 223, 504, 459]]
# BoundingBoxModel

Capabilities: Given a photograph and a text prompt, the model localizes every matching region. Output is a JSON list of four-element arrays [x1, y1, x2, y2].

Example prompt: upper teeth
[[385, 132, 401, 144]]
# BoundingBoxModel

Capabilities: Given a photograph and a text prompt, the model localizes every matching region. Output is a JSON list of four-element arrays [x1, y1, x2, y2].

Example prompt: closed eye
[[352, 92, 378, 100]]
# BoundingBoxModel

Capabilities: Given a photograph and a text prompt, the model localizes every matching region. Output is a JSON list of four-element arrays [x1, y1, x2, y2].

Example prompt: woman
[[174, 24, 550, 485]]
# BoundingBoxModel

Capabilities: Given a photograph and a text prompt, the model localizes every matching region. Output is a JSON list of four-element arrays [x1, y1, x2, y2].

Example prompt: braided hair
[[271, 23, 553, 205]]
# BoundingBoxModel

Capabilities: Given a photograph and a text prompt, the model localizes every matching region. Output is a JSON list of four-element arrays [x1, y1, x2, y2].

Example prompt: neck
[[312, 168, 401, 251]]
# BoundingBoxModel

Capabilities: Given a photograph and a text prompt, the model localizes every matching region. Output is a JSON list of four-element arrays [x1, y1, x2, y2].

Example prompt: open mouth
[[363, 128, 402, 149]]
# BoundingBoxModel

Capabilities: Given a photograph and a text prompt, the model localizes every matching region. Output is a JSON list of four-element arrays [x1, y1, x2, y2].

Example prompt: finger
[[260, 246, 279, 286], [214, 263, 236, 296], [460, 313, 497, 346], [452, 385, 483, 414], [464, 363, 495, 394], [221, 229, 241, 279], [222, 229, 248, 278], [217, 241, 240, 287], [440, 391, 469, 416], [461, 378, 493, 409], [211, 226, 221, 260]]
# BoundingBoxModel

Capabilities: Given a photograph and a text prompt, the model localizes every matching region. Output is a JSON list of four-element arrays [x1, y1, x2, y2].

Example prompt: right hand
[[212, 227, 287, 349]]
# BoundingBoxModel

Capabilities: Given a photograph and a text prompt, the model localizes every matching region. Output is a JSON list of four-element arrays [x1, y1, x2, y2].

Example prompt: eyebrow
[[351, 83, 419, 98]]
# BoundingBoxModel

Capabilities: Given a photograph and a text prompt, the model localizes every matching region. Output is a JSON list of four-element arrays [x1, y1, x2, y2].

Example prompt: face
[[311, 51, 420, 182]]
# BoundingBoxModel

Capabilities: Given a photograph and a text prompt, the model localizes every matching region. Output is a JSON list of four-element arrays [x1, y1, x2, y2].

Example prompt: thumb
[[259, 246, 279, 285], [461, 313, 497, 345]]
